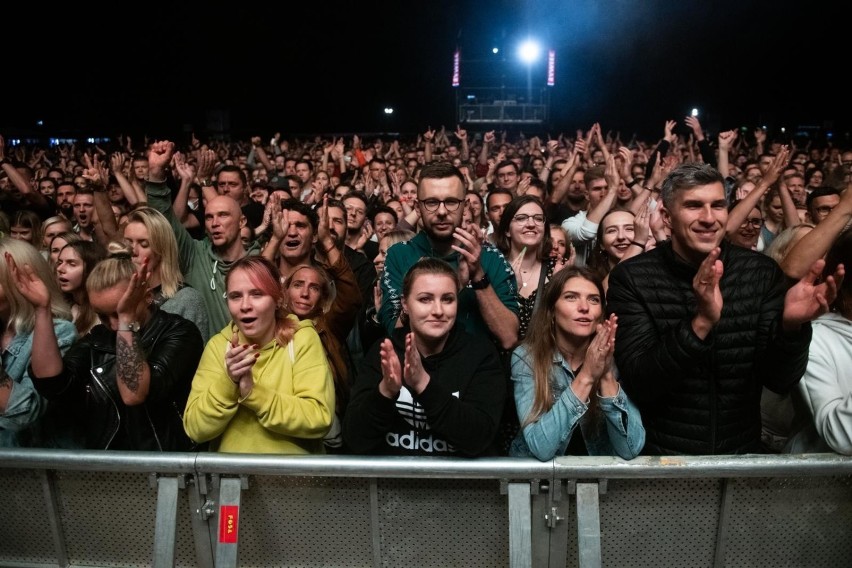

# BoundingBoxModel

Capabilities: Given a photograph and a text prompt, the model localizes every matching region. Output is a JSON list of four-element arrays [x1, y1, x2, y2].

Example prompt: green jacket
[[145, 180, 260, 338]]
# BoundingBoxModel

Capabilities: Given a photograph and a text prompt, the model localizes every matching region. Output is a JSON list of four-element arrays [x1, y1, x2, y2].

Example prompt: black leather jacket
[[34, 308, 204, 451], [607, 240, 812, 455]]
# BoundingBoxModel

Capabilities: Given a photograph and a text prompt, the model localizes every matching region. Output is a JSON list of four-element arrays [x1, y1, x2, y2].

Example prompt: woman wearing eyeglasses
[[494, 195, 568, 342]]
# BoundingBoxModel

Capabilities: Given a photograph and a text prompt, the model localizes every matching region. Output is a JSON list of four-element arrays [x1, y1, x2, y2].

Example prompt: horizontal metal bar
[[552, 454, 852, 478], [193, 455, 556, 479], [2, 449, 851, 479], [0, 449, 197, 473]]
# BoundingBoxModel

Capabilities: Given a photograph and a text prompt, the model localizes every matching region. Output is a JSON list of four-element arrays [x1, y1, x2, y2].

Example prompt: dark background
[[3, 1, 848, 145]]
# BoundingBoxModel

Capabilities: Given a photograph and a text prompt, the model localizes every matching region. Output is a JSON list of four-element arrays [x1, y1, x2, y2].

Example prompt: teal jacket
[[378, 231, 518, 339]]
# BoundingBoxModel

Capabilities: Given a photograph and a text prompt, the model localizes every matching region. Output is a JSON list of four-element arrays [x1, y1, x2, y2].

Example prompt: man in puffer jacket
[[607, 162, 842, 455]]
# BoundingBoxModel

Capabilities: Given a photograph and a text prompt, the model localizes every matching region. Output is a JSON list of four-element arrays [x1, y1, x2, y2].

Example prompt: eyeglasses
[[512, 213, 546, 225], [740, 217, 764, 228], [419, 198, 463, 212], [815, 205, 836, 216]]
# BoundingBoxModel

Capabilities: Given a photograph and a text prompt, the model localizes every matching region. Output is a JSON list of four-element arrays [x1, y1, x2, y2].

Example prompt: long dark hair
[[520, 266, 605, 427]]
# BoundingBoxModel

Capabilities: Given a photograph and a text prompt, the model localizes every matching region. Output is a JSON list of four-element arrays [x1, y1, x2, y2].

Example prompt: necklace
[[519, 263, 540, 288]]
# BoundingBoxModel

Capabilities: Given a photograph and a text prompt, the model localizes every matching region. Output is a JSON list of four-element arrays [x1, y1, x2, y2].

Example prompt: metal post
[[575, 482, 601, 568], [214, 477, 243, 568], [153, 476, 180, 568], [40, 470, 68, 568], [508, 482, 532, 568]]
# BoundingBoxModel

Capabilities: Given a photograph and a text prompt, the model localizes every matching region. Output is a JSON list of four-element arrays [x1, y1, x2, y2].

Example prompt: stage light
[[384, 107, 394, 115], [492, 47, 499, 54], [518, 39, 541, 64]]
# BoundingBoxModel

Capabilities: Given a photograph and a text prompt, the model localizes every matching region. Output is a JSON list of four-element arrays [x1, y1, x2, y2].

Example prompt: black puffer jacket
[[34, 308, 204, 451], [607, 240, 811, 455]]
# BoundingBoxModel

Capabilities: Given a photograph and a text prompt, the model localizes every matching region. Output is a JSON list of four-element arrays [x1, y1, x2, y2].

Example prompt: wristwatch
[[118, 321, 141, 332], [469, 274, 491, 290]]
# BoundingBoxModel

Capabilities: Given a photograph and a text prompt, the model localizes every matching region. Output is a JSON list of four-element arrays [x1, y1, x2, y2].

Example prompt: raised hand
[[378, 338, 403, 399], [117, 258, 152, 321], [402, 332, 430, 394], [148, 140, 175, 172], [633, 198, 651, 246], [271, 205, 289, 241], [693, 247, 724, 331], [783, 258, 844, 331], [172, 152, 195, 182], [225, 329, 258, 388], [663, 120, 677, 143], [452, 224, 484, 282], [6, 252, 49, 309], [718, 130, 738, 152], [582, 314, 618, 383]]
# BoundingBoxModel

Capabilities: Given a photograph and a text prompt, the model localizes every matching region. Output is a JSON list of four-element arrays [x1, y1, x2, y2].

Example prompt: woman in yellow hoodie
[[183, 256, 334, 454]]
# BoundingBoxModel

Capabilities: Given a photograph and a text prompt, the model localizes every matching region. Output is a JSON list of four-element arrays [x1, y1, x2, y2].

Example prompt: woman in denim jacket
[[509, 267, 644, 460]]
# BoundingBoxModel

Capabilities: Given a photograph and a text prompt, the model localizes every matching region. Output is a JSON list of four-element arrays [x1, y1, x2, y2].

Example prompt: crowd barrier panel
[[1, 449, 851, 568]]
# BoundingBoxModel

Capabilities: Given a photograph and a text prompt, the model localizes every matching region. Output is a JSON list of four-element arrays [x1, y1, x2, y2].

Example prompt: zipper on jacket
[[89, 368, 121, 449]]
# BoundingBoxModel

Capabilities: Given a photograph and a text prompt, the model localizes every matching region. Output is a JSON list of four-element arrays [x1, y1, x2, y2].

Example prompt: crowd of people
[[0, 118, 850, 458]]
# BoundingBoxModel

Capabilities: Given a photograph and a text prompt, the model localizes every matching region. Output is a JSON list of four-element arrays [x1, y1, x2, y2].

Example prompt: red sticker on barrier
[[219, 505, 239, 543]]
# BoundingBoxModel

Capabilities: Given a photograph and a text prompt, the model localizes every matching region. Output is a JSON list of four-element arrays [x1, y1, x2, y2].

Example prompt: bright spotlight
[[492, 47, 499, 54], [518, 39, 541, 64], [384, 107, 394, 115]]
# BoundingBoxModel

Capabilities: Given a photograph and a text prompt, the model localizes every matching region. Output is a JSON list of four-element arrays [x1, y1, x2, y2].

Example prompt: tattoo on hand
[[116, 334, 143, 393]]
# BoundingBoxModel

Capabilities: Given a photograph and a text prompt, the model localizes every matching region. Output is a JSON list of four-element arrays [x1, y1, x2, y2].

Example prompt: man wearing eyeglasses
[[379, 162, 519, 351], [607, 162, 841, 455], [807, 186, 842, 225]]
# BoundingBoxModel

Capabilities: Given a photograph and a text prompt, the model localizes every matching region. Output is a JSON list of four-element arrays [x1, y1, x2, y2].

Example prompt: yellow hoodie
[[183, 315, 334, 454]]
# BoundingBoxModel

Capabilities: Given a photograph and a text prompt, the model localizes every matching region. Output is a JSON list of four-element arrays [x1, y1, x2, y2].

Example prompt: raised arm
[[251, 136, 274, 173], [717, 130, 738, 178], [423, 126, 435, 164], [455, 125, 470, 162], [726, 147, 789, 236], [685, 115, 714, 165], [781, 185, 852, 279], [548, 139, 585, 206], [82, 153, 120, 242]]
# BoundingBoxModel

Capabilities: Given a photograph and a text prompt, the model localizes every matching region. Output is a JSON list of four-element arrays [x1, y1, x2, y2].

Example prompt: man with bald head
[[145, 141, 260, 337]]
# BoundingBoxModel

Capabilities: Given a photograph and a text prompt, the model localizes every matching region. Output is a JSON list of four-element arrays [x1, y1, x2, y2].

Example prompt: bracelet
[[198, 178, 213, 187], [629, 241, 645, 249], [624, 178, 635, 187], [469, 273, 491, 290], [0, 158, 9, 167]]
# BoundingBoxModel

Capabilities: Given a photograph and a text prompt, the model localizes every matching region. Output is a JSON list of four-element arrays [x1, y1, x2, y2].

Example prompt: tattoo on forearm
[[116, 334, 144, 393]]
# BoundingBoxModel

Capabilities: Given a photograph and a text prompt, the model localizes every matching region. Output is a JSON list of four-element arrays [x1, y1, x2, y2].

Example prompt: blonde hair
[[123, 207, 183, 298], [86, 251, 136, 295], [41, 215, 73, 241], [0, 238, 71, 334]]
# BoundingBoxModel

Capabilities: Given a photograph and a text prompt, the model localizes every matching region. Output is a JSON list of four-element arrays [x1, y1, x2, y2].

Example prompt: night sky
[[3, 1, 848, 145]]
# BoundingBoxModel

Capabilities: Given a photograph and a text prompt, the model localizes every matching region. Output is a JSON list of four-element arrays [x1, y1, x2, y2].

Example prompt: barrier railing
[[1, 449, 851, 568]]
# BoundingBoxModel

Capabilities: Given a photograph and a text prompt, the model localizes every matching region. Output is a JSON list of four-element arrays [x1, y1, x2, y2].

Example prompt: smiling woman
[[344, 257, 507, 457]]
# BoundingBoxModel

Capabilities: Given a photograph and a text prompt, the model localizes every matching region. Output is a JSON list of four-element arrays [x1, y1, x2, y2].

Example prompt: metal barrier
[[1, 450, 851, 568]]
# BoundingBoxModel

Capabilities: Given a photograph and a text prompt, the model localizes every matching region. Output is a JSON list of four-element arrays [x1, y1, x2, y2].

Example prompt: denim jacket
[[1, 319, 77, 447], [508, 345, 645, 460]]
